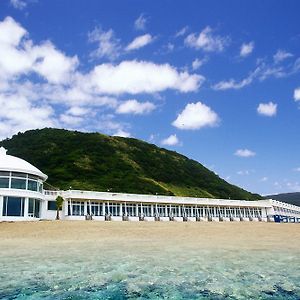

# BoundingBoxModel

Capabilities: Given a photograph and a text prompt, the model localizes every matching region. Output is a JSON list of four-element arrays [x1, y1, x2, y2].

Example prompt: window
[[2, 197, 24, 217], [28, 180, 38, 191], [11, 178, 26, 189], [11, 172, 27, 178], [68, 201, 84, 216], [0, 178, 9, 188], [0, 171, 10, 176], [28, 199, 40, 218], [47, 201, 57, 211]]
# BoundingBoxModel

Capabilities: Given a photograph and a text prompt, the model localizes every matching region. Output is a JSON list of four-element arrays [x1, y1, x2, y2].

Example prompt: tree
[[55, 196, 64, 220]]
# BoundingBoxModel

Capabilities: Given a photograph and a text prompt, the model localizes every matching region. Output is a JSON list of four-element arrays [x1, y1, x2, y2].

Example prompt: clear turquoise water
[[1, 242, 299, 300]]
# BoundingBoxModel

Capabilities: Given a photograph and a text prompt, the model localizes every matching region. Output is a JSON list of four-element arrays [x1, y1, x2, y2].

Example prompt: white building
[[1, 148, 300, 223]]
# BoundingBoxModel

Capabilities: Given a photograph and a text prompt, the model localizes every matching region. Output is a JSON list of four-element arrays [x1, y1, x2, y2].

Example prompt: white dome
[[0, 147, 47, 180]]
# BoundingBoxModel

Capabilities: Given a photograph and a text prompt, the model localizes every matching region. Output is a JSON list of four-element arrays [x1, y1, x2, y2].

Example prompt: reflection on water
[[0, 242, 299, 299]]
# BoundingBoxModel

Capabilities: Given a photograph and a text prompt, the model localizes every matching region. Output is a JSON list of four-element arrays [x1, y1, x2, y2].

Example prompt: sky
[[0, 0, 299, 196]]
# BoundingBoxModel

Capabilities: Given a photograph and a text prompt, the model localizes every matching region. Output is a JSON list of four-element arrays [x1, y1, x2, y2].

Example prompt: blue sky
[[0, 0, 300, 196]]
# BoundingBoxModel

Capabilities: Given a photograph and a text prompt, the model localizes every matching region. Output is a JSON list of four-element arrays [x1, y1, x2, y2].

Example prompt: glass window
[[69, 201, 84, 216], [11, 178, 26, 189], [0, 178, 9, 188], [28, 175, 39, 180], [28, 180, 38, 191], [48, 201, 57, 211], [28, 199, 40, 218], [2, 197, 24, 217], [11, 172, 27, 178], [0, 171, 10, 176]]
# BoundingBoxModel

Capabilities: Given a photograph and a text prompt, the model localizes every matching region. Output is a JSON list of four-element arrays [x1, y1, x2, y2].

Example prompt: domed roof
[[0, 147, 47, 180]]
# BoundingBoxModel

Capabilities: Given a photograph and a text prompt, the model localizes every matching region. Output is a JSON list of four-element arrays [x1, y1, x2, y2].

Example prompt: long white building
[[1, 147, 300, 223]]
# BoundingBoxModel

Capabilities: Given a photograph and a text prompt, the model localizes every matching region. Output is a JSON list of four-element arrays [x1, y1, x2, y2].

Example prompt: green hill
[[0, 128, 261, 200]]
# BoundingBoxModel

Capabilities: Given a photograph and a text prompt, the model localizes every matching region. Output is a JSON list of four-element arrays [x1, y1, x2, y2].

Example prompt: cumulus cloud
[[88, 26, 121, 60], [10, 0, 26, 10], [273, 50, 293, 64], [116, 99, 156, 115], [257, 101, 277, 117], [184, 26, 229, 52], [161, 134, 179, 146], [89, 60, 204, 95], [240, 42, 254, 57], [0, 93, 55, 138], [134, 14, 147, 30], [234, 149, 256, 158], [294, 87, 300, 101], [125, 34, 153, 51], [172, 102, 219, 130], [0, 16, 207, 140], [0, 17, 78, 83]]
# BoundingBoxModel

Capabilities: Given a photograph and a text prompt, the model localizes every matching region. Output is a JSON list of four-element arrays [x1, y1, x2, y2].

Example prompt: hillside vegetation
[[265, 193, 300, 206], [0, 128, 262, 200]]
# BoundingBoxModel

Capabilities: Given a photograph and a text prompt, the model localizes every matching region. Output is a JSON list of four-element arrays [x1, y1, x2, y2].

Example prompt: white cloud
[[273, 50, 293, 64], [240, 42, 254, 57], [293, 167, 300, 172], [213, 77, 253, 90], [294, 87, 300, 101], [0, 93, 55, 139], [116, 99, 156, 115], [161, 134, 179, 146], [60, 114, 83, 126], [175, 26, 188, 37], [113, 129, 131, 138], [134, 14, 147, 31], [125, 34, 153, 51], [66, 106, 91, 117], [213, 67, 260, 90], [10, 0, 26, 10], [234, 149, 256, 158], [260, 177, 268, 182], [237, 170, 250, 175], [0, 17, 78, 83], [257, 101, 277, 117], [88, 27, 121, 60], [184, 26, 229, 52], [192, 58, 207, 70], [89, 60, 204, 95], [172, 102, 219, 130]]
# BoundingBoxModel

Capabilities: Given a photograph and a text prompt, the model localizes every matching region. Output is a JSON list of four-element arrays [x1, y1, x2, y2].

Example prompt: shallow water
[[1, 241, 300, 300]]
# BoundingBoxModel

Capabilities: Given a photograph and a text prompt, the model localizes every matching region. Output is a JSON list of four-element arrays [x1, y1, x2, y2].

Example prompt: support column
[[102, 202, 105, 216], [64, 199, 68, 216], [119, 203, 122, 216], [151, 204, 154, 217], [84, 201, 87, 216], [0, 196, 3, 217], [24, 197, 29, 218]]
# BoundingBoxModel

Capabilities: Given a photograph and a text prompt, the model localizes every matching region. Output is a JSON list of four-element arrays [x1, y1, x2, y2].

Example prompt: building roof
[[0, 147, 47, 180]]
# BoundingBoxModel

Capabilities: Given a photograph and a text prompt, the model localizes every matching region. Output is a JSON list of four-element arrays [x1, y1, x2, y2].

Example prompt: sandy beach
[[1, 221, 299, 251]]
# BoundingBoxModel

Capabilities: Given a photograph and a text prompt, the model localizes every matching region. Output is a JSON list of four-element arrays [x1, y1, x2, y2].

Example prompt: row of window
[[274, 206, 300, 216], [0, 172, 43, 192], [2, 197, 41, 218], [67, 201, 263, 218]]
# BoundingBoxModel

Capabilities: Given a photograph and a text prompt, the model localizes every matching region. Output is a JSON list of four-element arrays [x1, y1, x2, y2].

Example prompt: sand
[[0, 221, 299, 252]]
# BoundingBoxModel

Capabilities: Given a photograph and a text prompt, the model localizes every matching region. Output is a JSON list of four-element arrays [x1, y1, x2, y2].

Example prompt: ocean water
[[0, 241, 300, 300]]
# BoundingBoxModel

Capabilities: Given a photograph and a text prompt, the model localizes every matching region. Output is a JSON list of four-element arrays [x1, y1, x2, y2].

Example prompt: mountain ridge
[[265, 192, 300, 206], [0, 128, 262, 200]]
